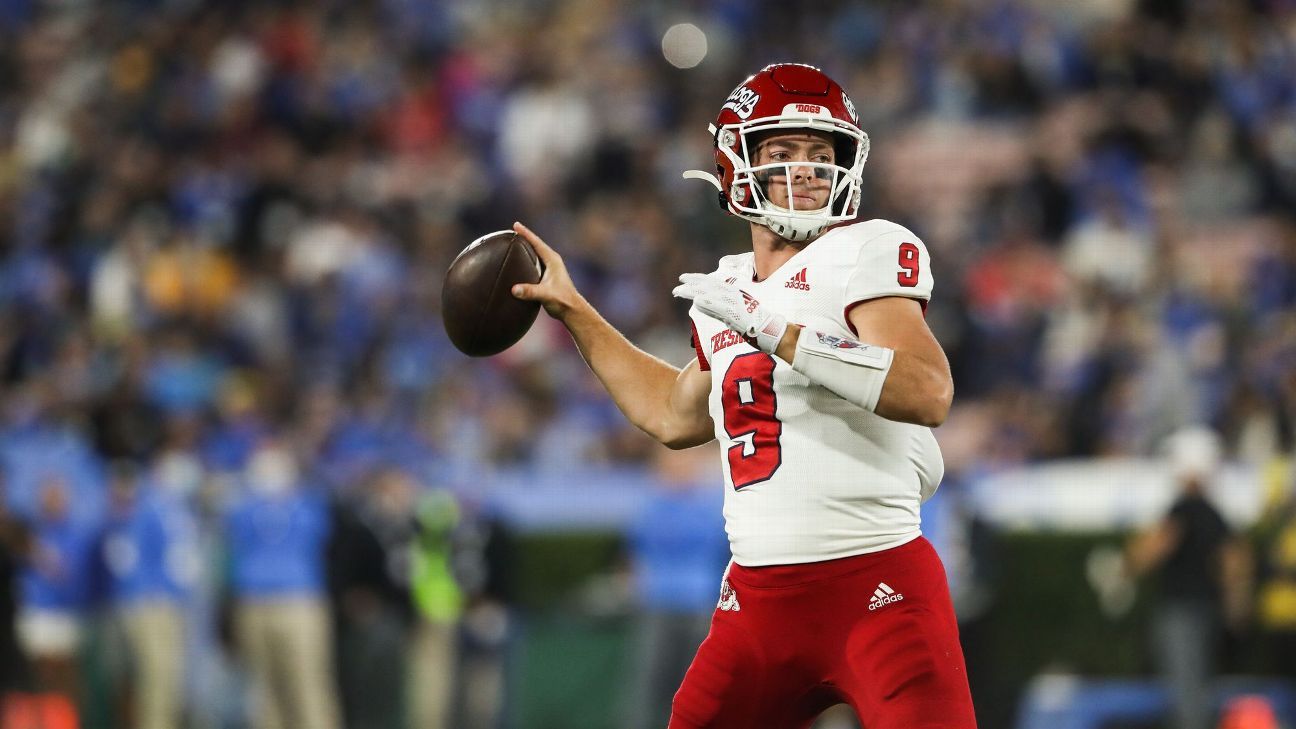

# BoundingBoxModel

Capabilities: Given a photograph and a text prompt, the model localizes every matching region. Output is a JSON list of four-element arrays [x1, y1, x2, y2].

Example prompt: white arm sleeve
[[791, 328, 895, 412]]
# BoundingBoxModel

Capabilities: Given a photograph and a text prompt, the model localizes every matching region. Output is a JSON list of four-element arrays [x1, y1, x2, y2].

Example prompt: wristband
[[791, 329, 894, 411], [750, 312, 788, 355]]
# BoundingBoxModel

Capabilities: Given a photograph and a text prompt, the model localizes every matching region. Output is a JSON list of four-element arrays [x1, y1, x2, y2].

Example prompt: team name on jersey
[[711, 329, 746, 355]]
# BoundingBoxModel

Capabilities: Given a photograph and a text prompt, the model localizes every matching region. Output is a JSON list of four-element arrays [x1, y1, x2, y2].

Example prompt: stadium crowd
[[0, 0, 1295, 726]]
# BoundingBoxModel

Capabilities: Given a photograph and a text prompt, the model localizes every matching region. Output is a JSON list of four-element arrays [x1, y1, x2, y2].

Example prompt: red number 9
[[721, 353, 782, 489], [897, 242, 920, 287]]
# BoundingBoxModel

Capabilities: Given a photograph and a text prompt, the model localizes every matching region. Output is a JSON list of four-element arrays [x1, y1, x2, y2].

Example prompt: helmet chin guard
[[764, 202, 832, 242], [685, 63, 870, 243]]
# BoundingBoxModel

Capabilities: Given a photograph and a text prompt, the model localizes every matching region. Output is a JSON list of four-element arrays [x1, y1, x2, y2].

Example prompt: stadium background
[[0, 0, 1295, 727]]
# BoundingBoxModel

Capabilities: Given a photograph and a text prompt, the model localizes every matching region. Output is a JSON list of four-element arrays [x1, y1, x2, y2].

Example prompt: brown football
[[441, 230, 544, 357]]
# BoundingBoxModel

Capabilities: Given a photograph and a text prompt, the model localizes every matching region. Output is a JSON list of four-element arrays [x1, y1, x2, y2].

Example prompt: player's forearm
[[559, 298, 684, 440], [873, 351, 953, 427]]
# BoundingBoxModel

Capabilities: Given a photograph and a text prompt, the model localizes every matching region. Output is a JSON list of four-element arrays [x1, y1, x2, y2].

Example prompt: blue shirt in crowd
[[628, 484, 729, 614], [21, 517, 98, 612], [104, 488, 198, 604], [224, 488, 331, 599]]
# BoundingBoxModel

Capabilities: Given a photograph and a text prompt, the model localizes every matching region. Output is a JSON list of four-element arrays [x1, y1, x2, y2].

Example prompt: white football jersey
[[689, 219, 945, 567]]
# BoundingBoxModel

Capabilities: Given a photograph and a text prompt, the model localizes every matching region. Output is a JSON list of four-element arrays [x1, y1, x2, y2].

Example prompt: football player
[[511, 63, 976, 728]]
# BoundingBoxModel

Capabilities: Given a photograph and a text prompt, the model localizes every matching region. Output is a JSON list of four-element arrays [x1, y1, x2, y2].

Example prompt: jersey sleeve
[[689, 318, 711, 371], [842, 225, 934, 313]]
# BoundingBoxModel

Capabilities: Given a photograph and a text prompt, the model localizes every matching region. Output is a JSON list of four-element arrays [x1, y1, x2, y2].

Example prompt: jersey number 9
[[721, 353, 783, 489], [897, 242, 920, 287]]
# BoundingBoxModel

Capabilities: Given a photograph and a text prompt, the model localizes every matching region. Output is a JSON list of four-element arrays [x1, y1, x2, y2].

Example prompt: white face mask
[[246, 448, 299, 496]]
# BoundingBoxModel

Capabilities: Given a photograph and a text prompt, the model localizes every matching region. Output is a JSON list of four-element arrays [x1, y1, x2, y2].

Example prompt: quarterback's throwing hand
[[509, 222, 583, 321], [672, 273, 788, 355]]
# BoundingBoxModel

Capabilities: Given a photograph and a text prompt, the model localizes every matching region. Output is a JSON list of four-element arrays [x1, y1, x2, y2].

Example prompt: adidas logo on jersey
[[784, 267, 810, 291], [868, 582, 903, 611]]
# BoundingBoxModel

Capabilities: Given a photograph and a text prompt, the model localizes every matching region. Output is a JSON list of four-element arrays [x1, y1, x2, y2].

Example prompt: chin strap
[[764, 206, 829, 241], [768, 221, 820, 242], [683, 169, 732, 219], [682, 169, 723, 191]]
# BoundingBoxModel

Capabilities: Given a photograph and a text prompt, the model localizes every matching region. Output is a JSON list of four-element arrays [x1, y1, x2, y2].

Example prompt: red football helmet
[[684, 63, 870, 241]]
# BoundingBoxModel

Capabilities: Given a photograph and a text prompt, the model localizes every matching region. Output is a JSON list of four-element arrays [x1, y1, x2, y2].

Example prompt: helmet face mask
[[722, 117, 869, 241], [684, 64, 871, 242]]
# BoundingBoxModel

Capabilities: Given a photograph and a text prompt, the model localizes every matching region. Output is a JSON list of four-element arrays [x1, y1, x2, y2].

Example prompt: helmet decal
[[841, 92, 858, 124], [722, 85, 761, 120]]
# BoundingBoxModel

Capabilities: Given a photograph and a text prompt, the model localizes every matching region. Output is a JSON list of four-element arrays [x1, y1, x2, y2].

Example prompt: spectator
[[444, 513, 509, 729], [0, 476, 31, 695], [1125, 427, 1253, 729], [16, 475, 98, 712], [1254, 467, 1296, 678], [225, 440, 339, 729], [328, 467, 419, 729], [407, 485, 467, 729], [102, 457, 200, 729], [622, 446, 728, 729]]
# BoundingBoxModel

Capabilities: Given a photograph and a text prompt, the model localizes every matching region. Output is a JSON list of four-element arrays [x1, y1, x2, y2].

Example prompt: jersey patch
[[815, 331, 863, 350], [803, 331, 890, 368]]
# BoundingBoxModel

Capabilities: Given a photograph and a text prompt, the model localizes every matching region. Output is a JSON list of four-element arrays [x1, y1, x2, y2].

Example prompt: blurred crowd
[[1, 0, 1296, 725]]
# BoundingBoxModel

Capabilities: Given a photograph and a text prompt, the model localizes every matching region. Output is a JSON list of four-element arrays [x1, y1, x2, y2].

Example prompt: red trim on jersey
[[844, 296, 928, 337], [690, 320, 711, 371]]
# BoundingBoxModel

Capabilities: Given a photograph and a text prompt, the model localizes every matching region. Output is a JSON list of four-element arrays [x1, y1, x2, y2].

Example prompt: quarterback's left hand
[[672, 273, 788, 355]]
